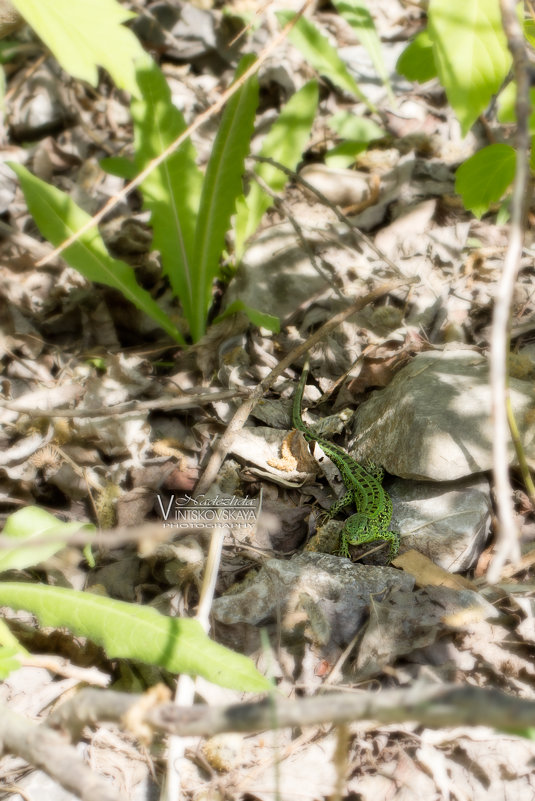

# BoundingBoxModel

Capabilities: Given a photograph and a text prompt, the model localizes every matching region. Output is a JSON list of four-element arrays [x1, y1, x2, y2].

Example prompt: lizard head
[[342, 513, 369, 544]]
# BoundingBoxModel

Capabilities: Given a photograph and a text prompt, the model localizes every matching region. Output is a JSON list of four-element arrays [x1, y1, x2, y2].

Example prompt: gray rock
[[350, 349, 535, 480], [391, 477, 492, 571], [212, 552, 414, 648]]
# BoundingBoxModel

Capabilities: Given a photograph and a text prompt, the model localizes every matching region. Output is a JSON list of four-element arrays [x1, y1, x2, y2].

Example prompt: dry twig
[[0, 703, 126, 801], [488, 0, 532, 581], [49, 684, 535, 739]]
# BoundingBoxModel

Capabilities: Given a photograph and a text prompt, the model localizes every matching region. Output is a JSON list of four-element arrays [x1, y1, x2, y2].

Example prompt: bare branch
[[0, 702, 126, 801], [48, 684, 535, 740], [488, 0, 532, 581]]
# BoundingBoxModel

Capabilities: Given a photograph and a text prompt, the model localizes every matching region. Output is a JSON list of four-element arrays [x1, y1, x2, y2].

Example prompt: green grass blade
[[0, 583, 270, 692], [191, 55, 259, 340], [9, 163, 185, 344], [132, 63, 203, 325], [332, 0, 393, 100], [234, 79, 318, 259], [214, 300, 280, 333], [276, 11, 370, 106]]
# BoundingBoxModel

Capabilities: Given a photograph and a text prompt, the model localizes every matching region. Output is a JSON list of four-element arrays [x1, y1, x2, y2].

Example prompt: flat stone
[[391, 477, 492, 571], [350, 349, 535, 480]]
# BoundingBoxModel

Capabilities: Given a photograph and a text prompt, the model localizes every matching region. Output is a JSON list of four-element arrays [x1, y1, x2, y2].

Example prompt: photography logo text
[[156, 493, 258, 528]]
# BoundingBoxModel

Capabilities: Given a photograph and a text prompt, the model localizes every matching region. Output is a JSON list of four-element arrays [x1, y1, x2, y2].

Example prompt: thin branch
[[251, 155, 404, 278], [0, 388, 245, 418], [248, 170, 343, 296], [48, 684, 535, 739], [165, 527, 226, 801], [0, 703, 126, 801], [0, 522, 183, 552], [488, 0, 532, 581]]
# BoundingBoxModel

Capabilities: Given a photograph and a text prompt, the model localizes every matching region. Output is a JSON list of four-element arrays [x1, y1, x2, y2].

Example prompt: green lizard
[[292, 360, 400, 561]]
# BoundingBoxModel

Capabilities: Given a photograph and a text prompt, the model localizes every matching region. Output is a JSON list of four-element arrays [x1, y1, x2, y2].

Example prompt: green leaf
[[328, 111, 384, 141], [234, 80, 318, 259], [0, 646, 23, 679], [496, 197, 510, 225], [455, 144, 515, 218], [0, 618, 25, 651], [396, 30, 437, 83], [497, 82, 535, 134], [214, 300, 280, 333], [428, 0, 511, 136], [0, 583, 270, 692], [524, 18, 535, 48], [276, 11, 370, 105], [324, 140, 369, 168], [325, 113, 384, 168], [190, 55, 259, 340], [11, 0, 150, 96], [100, 156, 137, 180], [131, 62, 203, 327], [0, 40, 22, 64], [0, 619, 27, 679], [331, 0, 393, 99], [0, 507, 95, 572], [8, 162, 185, 344]]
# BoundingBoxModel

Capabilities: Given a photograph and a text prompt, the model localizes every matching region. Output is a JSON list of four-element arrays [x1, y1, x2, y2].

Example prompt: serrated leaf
[[191, 55, 259, 340], [396, 30, 437, 83], [276, 10, 369, 105], [214, 300, 280, 332], [0, 583, 270, 692], [331, 0, 392, 99], [11, 0, 149, 96], [428, 0, 511, 136], [9, 162, 185, 344], [235, 80, 318, 259], [0, 507, 95, 572], [132, 63, 203, 326], [455, 144, 515, 218]]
